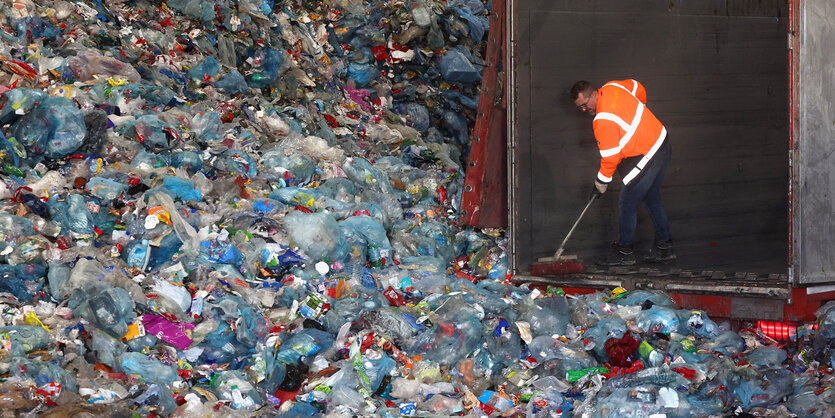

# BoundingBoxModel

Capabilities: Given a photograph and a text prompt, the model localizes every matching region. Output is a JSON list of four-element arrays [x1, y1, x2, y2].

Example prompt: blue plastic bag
[[163, 175, 203, 202]]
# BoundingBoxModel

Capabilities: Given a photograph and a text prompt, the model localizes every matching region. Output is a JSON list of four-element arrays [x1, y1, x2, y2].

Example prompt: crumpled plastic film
[[0, 0, 828, 417]]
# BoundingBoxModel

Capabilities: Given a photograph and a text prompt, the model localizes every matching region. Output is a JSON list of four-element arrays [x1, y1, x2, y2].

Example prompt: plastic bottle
[[277, 328, 335, 364], [47, 262, 71, 301], [606, 366, 686, 389], [211, 370, 262, 411], [408, 0, 433, 28], [67, 193, 95, 234], [366, 354, 396, 392]]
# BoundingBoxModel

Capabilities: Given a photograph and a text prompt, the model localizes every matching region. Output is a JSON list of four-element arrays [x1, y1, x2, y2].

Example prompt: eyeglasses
[[575, 96, 591, 111]]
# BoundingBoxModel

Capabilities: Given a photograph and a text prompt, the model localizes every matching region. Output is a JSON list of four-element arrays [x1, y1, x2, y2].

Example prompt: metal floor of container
[[521, 233, 790, 301], [578, 234, 790, 276]]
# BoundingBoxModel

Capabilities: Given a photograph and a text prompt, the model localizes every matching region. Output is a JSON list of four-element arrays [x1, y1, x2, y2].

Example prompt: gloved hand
[[590, 180, 608, 199]]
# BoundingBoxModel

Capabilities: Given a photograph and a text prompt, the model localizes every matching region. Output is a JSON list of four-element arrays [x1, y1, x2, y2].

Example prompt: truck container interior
[[511, 1, 790, 284]]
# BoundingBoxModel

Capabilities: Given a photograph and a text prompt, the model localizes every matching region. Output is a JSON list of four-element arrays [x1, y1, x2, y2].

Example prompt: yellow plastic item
[[121, 321, 146, 342], [24, 311, 50, 332]]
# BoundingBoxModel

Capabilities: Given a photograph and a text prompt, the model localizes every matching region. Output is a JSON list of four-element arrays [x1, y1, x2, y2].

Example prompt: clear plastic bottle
[[408, 0, 433, 28]]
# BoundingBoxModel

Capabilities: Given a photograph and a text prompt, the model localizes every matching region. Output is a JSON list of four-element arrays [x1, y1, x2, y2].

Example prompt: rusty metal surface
[[459, 0, 507, 228]]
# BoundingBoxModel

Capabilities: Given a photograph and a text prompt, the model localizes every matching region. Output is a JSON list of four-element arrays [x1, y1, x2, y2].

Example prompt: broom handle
[[553, 194, 598, 259]]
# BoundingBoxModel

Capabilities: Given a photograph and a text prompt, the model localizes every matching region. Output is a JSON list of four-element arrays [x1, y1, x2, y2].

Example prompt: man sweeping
[[570, 79, 675, 266]]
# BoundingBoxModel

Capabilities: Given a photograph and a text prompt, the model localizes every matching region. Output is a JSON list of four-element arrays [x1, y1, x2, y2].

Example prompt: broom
[[530, 193, 598, 275]]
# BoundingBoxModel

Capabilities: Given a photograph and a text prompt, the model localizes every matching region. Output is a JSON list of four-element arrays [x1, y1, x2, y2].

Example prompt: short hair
[[570, 80, 594, 101]]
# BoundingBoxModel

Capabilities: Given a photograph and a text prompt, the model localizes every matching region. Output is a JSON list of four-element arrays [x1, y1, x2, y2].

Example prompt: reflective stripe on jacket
[[593, 79, 667, 185]]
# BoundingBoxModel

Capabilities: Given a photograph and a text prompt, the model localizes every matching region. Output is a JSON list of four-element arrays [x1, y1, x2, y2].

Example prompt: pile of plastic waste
[[0, 0, 832, 417]]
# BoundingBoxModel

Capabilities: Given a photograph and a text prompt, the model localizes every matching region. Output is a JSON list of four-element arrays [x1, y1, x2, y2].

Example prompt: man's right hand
[[589, 180, 607, 199]]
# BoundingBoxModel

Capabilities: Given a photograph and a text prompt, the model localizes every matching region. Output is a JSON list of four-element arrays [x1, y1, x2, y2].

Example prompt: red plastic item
[[601, 360, 645, 379], [361, 332, 376, 351], [440, 323, 456, 337], [272, 389, 298, 405], [372, 45, 389, 61], [672, 366, 696, 380], [453, 270, 479, 284], [293, 205, 313, 213], [383, 286, 405, 306], [324, 114, 338, 128], [604, 332, 640, 367], [56, 236, 71, 250]]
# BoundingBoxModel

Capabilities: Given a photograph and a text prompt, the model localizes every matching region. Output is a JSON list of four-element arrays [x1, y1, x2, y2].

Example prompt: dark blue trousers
[[617, 138, 672, 246]]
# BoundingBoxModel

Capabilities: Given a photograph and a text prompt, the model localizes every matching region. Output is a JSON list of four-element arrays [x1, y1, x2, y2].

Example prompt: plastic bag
[[283, 211, 347, 261]]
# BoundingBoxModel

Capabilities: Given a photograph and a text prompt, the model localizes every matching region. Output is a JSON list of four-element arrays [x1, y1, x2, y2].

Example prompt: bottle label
[[0, 333, 10, 351], [399, 402, 416, 416], [86, 201, 100, 213], [122, 320, 146, 341], [189, 297, 204, 318], [299, 294, 326, 319], [638, 340, 655, 358], [148, 206, 173, 225]]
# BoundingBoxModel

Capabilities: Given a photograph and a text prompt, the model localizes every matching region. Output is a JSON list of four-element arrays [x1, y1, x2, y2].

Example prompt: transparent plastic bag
[[283, 211, 348, 261]]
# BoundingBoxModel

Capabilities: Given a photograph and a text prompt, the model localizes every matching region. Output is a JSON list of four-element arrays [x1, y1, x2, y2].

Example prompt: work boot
[[596, 243, 636, 266], [644, 239, 676, 263]]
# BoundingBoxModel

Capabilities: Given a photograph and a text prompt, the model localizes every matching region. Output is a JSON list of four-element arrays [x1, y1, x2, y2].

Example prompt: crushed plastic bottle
[[0, 0, 826, 416]]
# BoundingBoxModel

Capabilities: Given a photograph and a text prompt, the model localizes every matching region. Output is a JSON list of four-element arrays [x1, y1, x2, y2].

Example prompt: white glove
[[594, 180, 608, 195]]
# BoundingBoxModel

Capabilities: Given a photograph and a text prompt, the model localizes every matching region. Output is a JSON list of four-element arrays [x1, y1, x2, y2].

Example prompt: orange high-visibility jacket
[[593, 79, 667, 185]]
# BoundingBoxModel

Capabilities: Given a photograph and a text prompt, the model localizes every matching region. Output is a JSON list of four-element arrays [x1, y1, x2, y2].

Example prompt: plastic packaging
[[0, 0, 825, 416], [636, 306, 681, 335], [283, 211, 347, 261], [121, 352, 178, 385]]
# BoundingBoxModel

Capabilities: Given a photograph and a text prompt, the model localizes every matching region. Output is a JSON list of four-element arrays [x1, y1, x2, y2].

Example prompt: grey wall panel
[[514, 1, 788, 274], [522, 0, 733, 16], [797, 2, 835, 283], [727, 0, 788, 17]]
